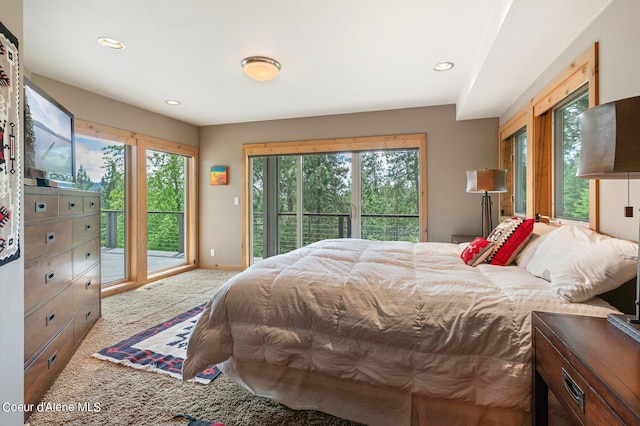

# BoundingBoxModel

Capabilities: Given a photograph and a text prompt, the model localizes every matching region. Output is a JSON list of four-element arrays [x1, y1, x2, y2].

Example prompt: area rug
[[93, 303, 219, 384]]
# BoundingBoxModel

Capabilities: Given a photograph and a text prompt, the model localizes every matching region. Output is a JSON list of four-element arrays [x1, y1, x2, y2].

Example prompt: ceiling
[[23, 0, 612, 127]]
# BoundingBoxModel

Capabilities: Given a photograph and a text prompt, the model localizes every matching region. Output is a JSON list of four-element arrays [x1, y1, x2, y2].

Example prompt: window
[[513, 127, 527, 216], [243, 134, 427, 267], [553, 88, 589, 221], [498, 43, 598, 229], [251, 149, 420, 261], [75, 120, 198, 294], [75, 134, 127, 284]]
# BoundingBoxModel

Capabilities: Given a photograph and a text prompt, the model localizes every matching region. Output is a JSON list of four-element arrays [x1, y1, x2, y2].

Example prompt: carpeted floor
[[26, 268, 362, 426]]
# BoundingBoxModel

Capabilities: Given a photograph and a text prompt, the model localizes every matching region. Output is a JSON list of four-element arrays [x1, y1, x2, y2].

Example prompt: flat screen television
[[23, 77, 75, 186]]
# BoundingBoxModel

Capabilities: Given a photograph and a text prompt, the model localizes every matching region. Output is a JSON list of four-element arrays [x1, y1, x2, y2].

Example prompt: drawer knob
[[45, 271, 56, 283], [45, 232, 56, 244], [69, 202, 77, 209], [86, 251, 92, 259], [562, 368, 585, 413], [46, 311, 56, 326], [85, 224, 91, 231], [85, 310, 92, 320], [35, 202, 47, 213], [85, 280, 92, 290], [48, 351, 58, 369]]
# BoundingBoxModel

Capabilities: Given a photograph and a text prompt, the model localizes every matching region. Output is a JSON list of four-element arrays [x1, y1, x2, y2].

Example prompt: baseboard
[[198, 262, 244, 271]]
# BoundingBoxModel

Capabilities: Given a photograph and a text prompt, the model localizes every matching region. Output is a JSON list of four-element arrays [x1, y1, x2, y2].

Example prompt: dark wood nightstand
[[532, 311, 640, 425], [450, 234, 478, 244]]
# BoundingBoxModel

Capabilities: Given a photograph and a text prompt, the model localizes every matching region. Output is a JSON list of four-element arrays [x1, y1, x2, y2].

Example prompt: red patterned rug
[[93, 304, 219, 384]]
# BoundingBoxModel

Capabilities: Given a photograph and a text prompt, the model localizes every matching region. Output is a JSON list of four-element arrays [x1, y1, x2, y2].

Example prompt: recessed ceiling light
[[97, 37, 126, 50], [434, 62, 454, 71], [165, 100, 181, 106], [241, 56, 281, 81]]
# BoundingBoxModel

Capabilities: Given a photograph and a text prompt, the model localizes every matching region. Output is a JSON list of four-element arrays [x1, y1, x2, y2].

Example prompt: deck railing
[[102, 209, 184, 253], [253, 211, 419, 257]]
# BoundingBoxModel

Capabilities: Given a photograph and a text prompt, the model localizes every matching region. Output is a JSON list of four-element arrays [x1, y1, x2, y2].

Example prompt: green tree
[[146, 151, 185, 252], [558, 95, 589, 220], [74, 164, 94, 190]]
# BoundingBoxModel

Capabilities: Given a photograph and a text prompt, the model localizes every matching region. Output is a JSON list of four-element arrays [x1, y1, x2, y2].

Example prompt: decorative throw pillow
[[526, 225, 638, 302], [460, 237, 495, 266], [486, 217, 535, 266]]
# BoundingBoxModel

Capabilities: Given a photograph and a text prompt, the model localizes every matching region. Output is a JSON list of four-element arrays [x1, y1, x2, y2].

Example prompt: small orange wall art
[[210, 166, 228, 185]]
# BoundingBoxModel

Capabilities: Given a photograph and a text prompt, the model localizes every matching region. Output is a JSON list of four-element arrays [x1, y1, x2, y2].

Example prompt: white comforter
[[182, 239, 619, 410]]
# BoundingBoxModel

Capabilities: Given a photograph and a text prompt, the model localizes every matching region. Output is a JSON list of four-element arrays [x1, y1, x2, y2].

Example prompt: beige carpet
[[26, 268, 362, 426]]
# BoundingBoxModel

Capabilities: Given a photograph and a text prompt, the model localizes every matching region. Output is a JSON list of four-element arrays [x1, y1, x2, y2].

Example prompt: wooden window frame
[[241, 133, 428, 269], [499, 43, 599, 230], [75, 120, 199, 297]]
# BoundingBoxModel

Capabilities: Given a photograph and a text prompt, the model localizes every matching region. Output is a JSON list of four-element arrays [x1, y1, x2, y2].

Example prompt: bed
[[182, 221, 637, 425]]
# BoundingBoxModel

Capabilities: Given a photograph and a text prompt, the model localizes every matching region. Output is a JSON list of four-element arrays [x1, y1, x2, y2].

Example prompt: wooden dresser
[[23, 185, 101, 409], [532, 311, 640, 425]]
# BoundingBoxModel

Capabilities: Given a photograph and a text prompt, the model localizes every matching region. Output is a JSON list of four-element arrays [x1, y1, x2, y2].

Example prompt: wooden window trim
[[241, 133, 428, 269], [498, 43, 599, 230], [75, 119, 199, 297]]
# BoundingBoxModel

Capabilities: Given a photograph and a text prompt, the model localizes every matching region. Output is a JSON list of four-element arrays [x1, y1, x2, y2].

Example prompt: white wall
[[199, 105, 498, 268], [0, 2, 24, 426], [500, 0, 640, 241]]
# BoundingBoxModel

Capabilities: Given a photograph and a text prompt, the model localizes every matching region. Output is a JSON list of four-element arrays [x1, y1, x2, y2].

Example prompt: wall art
[[0, 20, 20, 267]]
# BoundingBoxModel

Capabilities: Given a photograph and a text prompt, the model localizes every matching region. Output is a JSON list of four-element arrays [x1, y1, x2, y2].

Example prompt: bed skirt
[[220, 358, 533, 426]]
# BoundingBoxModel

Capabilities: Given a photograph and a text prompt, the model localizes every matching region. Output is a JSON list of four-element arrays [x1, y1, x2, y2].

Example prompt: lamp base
[[607, 313, 640, 343]]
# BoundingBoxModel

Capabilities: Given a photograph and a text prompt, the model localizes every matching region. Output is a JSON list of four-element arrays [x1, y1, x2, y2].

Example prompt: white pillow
[[525, 225, 638, 302], [515, 222, 560, 268]]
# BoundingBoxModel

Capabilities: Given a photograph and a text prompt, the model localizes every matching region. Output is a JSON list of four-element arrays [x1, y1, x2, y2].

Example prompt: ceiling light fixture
[[165, 99, 181, 106], [97, 37, 126, 50], [434, 62, 454, 71], [241, 56, 281, 81]]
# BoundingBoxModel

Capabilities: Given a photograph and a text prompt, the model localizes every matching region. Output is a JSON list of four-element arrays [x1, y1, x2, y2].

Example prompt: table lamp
[[466, 169, 508, 238]]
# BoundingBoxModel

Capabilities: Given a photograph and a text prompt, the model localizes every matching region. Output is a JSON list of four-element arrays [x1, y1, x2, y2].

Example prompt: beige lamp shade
[[466, 169, 508, 193], [577, 96, 640, 179], [241, 56, 281, 81]]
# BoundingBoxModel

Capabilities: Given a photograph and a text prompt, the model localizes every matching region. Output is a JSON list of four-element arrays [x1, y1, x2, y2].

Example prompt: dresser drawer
[[59, 195, 84, 216], [24, 194, 59, 221], [534, 327, 624, 425], [24, 250, 73, 314], [83, 195, 100, 214], [72, 214, 100, 244], [72, 262, 101, 309], [73, 296, 101, 346], [24, 286, 74, 363], [24, 220, 72, 262], [24, 322, 74, 407], [72, 237, 100, 278]]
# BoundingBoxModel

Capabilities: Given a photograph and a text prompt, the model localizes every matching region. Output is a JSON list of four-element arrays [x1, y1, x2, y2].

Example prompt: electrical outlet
[[210, 249, 215, 257]]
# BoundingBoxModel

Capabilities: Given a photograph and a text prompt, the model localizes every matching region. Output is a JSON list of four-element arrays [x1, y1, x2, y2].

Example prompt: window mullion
[[351, 153, 362, 239], [296, 156, 303, 249]]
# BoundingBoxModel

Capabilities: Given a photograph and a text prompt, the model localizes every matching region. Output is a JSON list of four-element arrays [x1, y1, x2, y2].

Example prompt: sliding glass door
[[251, 149, 420, 262]]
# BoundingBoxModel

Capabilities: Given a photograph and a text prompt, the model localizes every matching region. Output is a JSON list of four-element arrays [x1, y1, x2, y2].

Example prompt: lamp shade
[[577, 96, 640, 179], [466, 169, 508, 193]]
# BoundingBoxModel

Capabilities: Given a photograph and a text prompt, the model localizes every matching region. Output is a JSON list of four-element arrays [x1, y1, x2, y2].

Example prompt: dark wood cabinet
[[23, 186, 101, 412], [532, 311, 640, 425]]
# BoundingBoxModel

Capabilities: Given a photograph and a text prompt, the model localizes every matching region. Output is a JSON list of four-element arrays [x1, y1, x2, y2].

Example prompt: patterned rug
[[93, 304, 220, 384]]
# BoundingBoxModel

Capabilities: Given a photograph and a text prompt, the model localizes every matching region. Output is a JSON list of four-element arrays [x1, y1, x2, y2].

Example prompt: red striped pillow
[[460, 237, 495, 266], [486, 218, 535, 266]]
